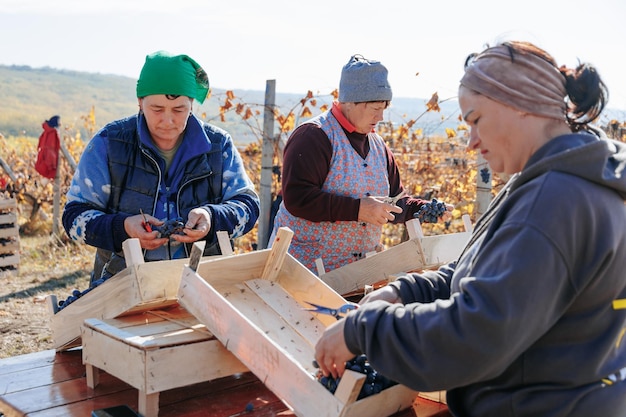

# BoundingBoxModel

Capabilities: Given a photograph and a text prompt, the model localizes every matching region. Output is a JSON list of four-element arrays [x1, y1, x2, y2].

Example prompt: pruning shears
[[303, 301, 359, 320], [382, 190, 408, 205], [139, 208, 152, 232]]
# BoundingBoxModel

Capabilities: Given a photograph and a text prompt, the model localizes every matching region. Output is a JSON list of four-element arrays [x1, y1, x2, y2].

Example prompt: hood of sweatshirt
[[513, 130, 626, 200]]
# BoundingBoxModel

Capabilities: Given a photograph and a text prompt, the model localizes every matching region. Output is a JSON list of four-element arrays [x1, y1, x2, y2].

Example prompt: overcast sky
[[2, 0, 625, 112]]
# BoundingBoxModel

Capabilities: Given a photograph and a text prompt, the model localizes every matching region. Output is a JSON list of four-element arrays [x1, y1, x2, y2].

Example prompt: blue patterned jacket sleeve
[[62, 134, 131, 252]]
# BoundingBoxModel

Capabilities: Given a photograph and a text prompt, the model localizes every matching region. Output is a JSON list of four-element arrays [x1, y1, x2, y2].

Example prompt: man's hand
[[171, 208, 211, 243], [358, 196, 403, 226]]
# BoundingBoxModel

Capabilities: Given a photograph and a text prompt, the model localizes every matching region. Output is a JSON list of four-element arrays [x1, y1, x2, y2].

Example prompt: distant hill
[[4, 64, 621, 145], [0, 65, 137, 138], [0, 64, 466, 144]]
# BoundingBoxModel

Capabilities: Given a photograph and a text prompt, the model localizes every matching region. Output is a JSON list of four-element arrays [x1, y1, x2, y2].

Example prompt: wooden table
[[0, 348, 449, 417]]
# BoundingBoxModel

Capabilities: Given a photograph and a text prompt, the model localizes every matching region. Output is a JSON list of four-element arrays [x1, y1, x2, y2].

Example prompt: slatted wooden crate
[[0, 198, 20, 275], [48, 236, 229, 351], [319, 217, 471, 296], [81, 304, 248, 417], [178, 228, 430, 417]]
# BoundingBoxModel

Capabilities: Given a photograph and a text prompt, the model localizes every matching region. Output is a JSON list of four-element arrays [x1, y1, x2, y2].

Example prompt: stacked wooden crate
[[0, 198, 20, 275], [81, 305, 247, 417]]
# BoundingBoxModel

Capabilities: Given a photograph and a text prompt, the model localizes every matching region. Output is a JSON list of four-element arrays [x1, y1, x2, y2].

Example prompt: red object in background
[[35, 121, 60, 179]]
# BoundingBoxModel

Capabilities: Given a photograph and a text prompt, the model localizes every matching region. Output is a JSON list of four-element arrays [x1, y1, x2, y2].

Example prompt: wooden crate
[[81, 304, 248, 417], [319, 218, 471, 296], [0, 198, 20, 274], [178, 228, 427, 417], [48, 238, 225, 351]]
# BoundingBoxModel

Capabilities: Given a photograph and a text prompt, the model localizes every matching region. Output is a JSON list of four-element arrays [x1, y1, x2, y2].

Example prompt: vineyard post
[[257, 79, 276, 250], [0, 155, 17, 182], [52, 151, 61, 236], [59, 137, 77, 171], [52, 135, 76, 237]]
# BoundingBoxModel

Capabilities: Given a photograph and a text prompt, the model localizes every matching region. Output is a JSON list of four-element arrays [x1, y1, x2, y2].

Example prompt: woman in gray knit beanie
[[269, 54, 450, 274], [339, 54, 393, 103]]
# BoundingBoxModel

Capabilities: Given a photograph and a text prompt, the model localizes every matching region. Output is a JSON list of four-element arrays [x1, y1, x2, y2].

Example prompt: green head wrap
[[136, 51, 209, 104]]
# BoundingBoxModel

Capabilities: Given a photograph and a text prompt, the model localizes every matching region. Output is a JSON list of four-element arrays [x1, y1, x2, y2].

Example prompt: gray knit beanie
[[339, 55, 393, 103]]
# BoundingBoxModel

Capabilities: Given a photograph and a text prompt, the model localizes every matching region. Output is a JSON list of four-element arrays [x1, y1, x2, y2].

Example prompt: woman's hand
[[171, 208, 211, 243], [358, 196, 403, 226], [124, 214, 168, 249], [314, 319, 354, 380], [359, 285, 401, 305]]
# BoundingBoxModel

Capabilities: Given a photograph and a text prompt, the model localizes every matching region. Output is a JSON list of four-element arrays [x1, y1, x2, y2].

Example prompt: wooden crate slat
[[0, 253, 20, 268], [0, 211, 17, 224], [108, 316, 211, 342], [320, 239, 426, 296], [195, 250, 270, 286], [0, 240, 20, 254], [421, 231, 471, 266], [100, 308, 181, 328], [261, 227, 293, 281], [321, 231, 471, 296], [0, 226, 19, 239], [84, 316, 212, 350], [0, 198, 17, 211], [144, 338, 248, 393], [334, 370, 366, 405], [342, 385, 424, 417], [244, 278, 326, 347]]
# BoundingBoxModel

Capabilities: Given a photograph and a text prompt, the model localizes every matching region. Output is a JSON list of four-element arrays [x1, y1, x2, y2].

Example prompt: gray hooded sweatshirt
[[344, 132, 626, 416]]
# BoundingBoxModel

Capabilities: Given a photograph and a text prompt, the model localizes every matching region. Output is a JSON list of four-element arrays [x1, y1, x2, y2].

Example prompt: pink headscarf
[[460, 44, 567, 120]]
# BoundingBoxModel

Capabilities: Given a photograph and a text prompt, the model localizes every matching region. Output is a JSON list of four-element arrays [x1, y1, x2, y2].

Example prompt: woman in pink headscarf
[[314, 41, 626, 417]]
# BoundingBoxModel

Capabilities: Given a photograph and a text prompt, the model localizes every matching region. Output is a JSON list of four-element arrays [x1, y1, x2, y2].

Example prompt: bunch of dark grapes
[[56, 275, 110, 312], [480, 167, 491, 184], [414, 198, 447, 224], [155, 217, 185, 238], [316, 355, 397, 399]]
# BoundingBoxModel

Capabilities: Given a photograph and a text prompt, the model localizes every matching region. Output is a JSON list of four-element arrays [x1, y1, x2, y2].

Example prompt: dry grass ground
[[0, 235, 94, 359]]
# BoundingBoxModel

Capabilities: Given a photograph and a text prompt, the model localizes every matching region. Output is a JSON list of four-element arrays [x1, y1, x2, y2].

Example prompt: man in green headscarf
[[63, 51, 260, 285]]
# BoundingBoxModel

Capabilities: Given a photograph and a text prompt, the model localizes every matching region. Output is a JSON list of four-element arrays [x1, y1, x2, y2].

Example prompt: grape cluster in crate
[[316, 355, 398, 400]]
